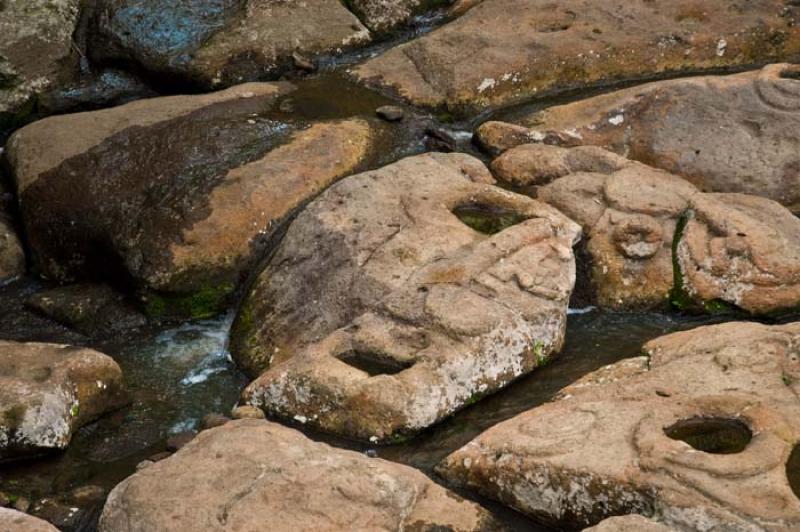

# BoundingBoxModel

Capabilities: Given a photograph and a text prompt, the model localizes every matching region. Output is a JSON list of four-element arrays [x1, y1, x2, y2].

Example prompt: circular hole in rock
[[452, 203, 529, 235], [781, 68, 800, 81], [787, 444, 800, 501], [664, 417, 752, 454]]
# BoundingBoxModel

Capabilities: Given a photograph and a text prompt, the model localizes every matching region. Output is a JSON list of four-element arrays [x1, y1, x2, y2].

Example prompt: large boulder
[[89, 0, 371, 88], [438, 321, 800, 530], [0, 341, 126, 461], [5, 82, 387, 318], [0, 508, 59, 532], [495, 143, 800, 314], [478, 64, 800, 211], [0, 0, 80, 130], [99, 419, 501, 531], [353, 0, 800, 114], [231, 152, 580, 442]]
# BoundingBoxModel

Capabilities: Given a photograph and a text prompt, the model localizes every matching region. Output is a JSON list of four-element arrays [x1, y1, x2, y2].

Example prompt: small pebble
[[69, 485, 106, 505], [13, 497, 31, 513], [135, 460, 154, 471], [231, 405, 266, 420], [376, 105, 404, 122], [365, 449, 378, 458], [166, 431, 196, 452], [292, 52, 316, 72], [148, 451, 173, 462], [200, 413, 231, 431]]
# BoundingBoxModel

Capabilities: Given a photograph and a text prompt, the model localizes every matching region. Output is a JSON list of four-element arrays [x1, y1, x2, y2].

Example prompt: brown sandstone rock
[[353, 1, 800, 114], [99, 419, 501, 532], [584, 515, 675, 532], [0, 341, 127, 461], [90, 0, 371, 89], [0, 0, 80, 130], [232, 152, 580, 442], [482, 65, 800, 211], [438, 321, 800, 530], [0, 508, 59, 532], [498, 144, 800, 313], [5, 83, 385, 317]]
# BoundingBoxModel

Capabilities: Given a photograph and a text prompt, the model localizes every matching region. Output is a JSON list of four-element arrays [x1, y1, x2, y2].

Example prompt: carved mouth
[[664, 416, 752, 454]]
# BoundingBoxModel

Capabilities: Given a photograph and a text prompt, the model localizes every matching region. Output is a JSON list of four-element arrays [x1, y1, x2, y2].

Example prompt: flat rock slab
[[99, 419, 501, 532], [353, 0, 800, 114], [231, 153, 579, 442], [89, 0, 371, 88], [585, 515, 674, 532], [494, 143, 800, 314], [6, 82, 386, 318], [0, 341, 126, 461], [0, 0, 80, 129], [438, 321, 800, 530], [0, 508, 59, 532], [480, 64, 800, 211]]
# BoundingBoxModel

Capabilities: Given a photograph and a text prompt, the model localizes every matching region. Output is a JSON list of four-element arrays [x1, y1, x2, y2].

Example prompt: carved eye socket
[[787, 444, 800, 501], [780, 67, 800, 81], [664, 416, 752, 454], [452, 203, 529, 235]]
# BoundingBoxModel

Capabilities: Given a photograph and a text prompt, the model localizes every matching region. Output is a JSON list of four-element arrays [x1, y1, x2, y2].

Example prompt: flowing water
[[0, 277, 733, 530]]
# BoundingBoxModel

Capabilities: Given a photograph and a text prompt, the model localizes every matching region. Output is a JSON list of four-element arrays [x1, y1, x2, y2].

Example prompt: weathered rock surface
[[99, 419, 501, 532], [438, 321, 800, 530], [348, 0, 451, 33], [25, 284, 146, 336], [89, 0, 371, 88], [584, 515, 675, 532], [6, 82, 386, 318], [231, 152, 580, 442], [353, 0, 800, 113], [496, 144, 800, 313], [0, 341, 126, 461], [480, 65, 800, 211], [0, 0, 80, 129], [0, 213, 24, 284], [0, 508, 59, 532]]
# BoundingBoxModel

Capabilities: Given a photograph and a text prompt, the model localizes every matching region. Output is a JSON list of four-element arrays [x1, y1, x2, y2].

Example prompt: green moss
[[783, 373, 793, 387], [142, 281, 236, 320], [453, 204, 528, 235], [703, 299, 735, 314], [70, 403, 80, 418], [534, 340, 549, 367], [669, 209, 694, 311]]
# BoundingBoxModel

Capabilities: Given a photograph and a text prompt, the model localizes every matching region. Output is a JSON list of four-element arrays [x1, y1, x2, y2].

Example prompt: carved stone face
[[438, 321, 800, 530], [232, 152, 581, 442], [497, 143, 800, 314]]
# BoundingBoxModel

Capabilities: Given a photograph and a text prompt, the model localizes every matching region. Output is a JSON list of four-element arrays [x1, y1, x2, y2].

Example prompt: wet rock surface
[[495, 143, 800, 313], [0, 213, 24, 285], [0, 0, 81, 130], [25, 284, 146, 336], [232, 152, 579, 442], [354, 0, 800, 114], [348, 0, 451, 33], [0, 341, 127, 462], [0, 508, 59, 532], [481, 65, 800, 211], [5, 82, 390, 318], [99, 419, 501, 532], [89, 0, 372, 88], [438, 321, 800, 529]]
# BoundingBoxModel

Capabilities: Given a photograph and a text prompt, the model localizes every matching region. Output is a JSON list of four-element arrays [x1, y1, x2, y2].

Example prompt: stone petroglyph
[[438, 321, 800, 530], [231, 152, 580, 442]]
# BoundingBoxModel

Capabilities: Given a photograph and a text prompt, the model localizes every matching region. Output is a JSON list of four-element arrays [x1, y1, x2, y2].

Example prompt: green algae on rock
[[5, 82, 389, 318]]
